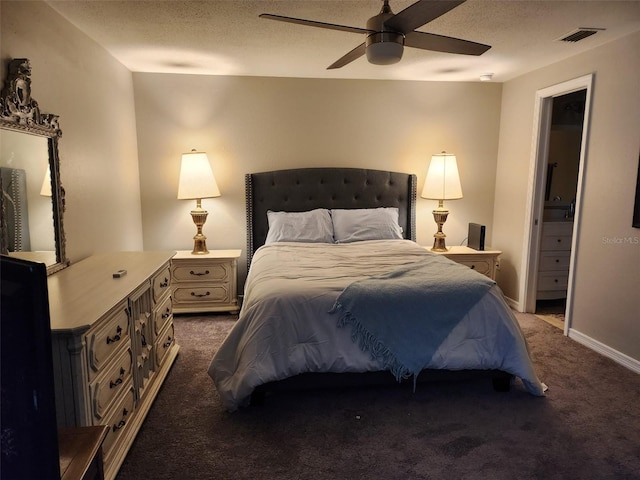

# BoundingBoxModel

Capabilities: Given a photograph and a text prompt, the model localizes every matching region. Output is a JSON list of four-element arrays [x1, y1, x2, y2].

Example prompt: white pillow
[[331, 207, 403, 243], [265, 209, 334, 244]]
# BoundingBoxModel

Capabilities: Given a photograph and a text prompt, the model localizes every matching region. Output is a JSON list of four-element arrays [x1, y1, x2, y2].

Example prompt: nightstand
[[171, 250, 241, 314], [425, 245, 502, 280]]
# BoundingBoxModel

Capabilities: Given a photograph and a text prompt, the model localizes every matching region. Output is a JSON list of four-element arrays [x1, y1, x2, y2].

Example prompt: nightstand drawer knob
[[470, 265, 476, 269], [190, 270, 210, 276], [191, 291, 211, 298]]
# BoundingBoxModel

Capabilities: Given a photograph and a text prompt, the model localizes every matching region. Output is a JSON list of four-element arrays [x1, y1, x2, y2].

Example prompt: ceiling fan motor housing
[[365, 8, 405, 65]]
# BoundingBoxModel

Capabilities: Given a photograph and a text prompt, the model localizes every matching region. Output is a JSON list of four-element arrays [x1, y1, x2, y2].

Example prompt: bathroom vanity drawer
[[537, 271, 569, 291], [539, 251, 571, 271]]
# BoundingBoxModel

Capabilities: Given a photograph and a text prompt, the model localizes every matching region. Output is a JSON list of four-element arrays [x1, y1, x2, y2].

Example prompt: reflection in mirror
[[0, 58, 68, 274]]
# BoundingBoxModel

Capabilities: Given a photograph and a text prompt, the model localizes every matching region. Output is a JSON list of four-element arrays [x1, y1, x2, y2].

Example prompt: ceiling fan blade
[[327, 43, 367, 69], [384, 0, 466, 34], [405, 31, 490, 55], [259, 13, 370, 35]]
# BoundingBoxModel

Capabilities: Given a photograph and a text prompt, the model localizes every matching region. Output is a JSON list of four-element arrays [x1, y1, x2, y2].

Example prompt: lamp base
[[432, 234, 448, 252], [431, 209, 449, 252], [191, 235, 209, 255], [190, 208, 210, 255]]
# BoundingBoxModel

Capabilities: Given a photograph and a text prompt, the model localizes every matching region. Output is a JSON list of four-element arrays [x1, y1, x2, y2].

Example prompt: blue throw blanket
[[331, 255, 495, 383]]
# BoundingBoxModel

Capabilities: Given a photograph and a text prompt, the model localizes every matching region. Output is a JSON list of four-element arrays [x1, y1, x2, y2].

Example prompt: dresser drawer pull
[[162, 308, 171, 320], [163, 336, 173, 348], [160, 277, 169, 288], [191, 291, 211, 298], [190, 270, 210, 276], [141, 333, 147, 347], [112, 408, 129, 432], [109, 368, 125, 389], [557, 239, 562, 243], [470, 265, 476, 270], [106, 326, 122, 344]]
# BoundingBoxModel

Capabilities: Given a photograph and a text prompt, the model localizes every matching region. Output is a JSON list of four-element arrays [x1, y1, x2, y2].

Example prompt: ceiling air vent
[[559, 28, 605, 43]]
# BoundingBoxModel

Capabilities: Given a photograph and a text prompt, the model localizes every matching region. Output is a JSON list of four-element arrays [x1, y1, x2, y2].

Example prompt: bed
[[208, 168, 544, 411]]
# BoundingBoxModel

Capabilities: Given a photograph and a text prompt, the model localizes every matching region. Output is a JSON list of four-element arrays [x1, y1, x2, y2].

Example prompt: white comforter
[[208, 240, 544, 411]]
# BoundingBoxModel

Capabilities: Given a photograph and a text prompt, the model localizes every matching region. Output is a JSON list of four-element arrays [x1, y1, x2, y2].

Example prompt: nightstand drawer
[[172, 262, 232, 283], [426, 246, 501, 280], [454, 258, 493, 276], [173, 283, 232, 305]]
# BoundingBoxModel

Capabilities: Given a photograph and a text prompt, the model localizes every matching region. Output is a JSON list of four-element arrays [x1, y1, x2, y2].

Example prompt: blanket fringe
[[334, 302, 412, 383]]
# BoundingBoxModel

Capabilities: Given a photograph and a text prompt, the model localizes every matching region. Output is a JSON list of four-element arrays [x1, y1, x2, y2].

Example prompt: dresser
[[426, 245, 502, 280], [171, 249, 241, 314], [537, 221, 573, 300], [47, 251, 179, 480]]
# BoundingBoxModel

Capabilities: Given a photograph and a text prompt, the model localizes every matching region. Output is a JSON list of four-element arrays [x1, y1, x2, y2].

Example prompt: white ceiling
[[47, 0, 640, 82]]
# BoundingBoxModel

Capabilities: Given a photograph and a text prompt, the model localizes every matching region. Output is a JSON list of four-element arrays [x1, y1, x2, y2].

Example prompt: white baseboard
[[504, 296, 522, 312], [568, 328, 640, 374]]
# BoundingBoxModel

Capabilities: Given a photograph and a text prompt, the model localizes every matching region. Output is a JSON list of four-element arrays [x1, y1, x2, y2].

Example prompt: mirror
[[0, 58, 68, 274]]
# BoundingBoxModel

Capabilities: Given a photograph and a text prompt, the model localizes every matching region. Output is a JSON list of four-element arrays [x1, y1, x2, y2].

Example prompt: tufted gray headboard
[[246, 168, 417, 266]]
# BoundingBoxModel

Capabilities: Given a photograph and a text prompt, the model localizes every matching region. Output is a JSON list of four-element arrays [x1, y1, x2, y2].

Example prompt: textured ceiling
[[47, 0, 640, 82]]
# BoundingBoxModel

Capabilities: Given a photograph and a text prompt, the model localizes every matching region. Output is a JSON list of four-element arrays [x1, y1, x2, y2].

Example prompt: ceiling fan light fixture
[[366, 32, 404, 65]]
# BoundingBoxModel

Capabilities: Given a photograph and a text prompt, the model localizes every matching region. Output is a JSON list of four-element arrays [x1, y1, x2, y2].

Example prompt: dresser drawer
[[172, 261, 232, 283], [539, 251, 571, 271], [537, 271, 569, 291], [89, 348, 133, 422], [173, 283, 233, 306], [155, 322, 175, 369], [152, 264, 171, 303], [101, 386, 135, 463], [86, 301, 131, 382], [153, 293, 173, 335]]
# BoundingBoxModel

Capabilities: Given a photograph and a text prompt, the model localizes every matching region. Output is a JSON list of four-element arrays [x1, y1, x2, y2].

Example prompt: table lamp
[[177, 150, 220, 254], [421, 151, 463, 252]]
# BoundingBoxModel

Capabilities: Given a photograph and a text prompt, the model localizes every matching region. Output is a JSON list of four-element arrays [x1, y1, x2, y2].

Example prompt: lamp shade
[[177, 151, 220, 200], [421, 152, 463, 201]]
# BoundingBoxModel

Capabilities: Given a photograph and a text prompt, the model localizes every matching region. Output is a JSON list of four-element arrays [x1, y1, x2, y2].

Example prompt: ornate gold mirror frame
[[0, 58, 69, 274]]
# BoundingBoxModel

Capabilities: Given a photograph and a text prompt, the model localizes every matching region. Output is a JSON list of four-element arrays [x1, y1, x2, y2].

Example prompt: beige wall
[[1, 1, 143, 263], [4, 1, 637, 365], [133, 74, 502, 283], [494, 31, 640, 361]]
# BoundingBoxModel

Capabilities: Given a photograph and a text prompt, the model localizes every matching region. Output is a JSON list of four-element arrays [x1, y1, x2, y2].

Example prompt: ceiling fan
[[260, 0, 491, 69]]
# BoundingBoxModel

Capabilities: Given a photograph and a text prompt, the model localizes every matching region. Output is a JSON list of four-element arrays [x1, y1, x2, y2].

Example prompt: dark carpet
[[116, 312, 640, 480]]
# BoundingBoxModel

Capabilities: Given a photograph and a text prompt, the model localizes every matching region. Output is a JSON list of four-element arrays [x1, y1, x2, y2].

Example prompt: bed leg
[[492, 374, 512, 392]]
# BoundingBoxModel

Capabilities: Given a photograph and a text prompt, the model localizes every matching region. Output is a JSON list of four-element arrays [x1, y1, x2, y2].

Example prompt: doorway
[[520, 74, 593, 335]]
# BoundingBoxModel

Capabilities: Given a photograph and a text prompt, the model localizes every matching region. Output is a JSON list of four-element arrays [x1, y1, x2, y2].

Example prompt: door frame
[[520, 74, 593, 335]]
